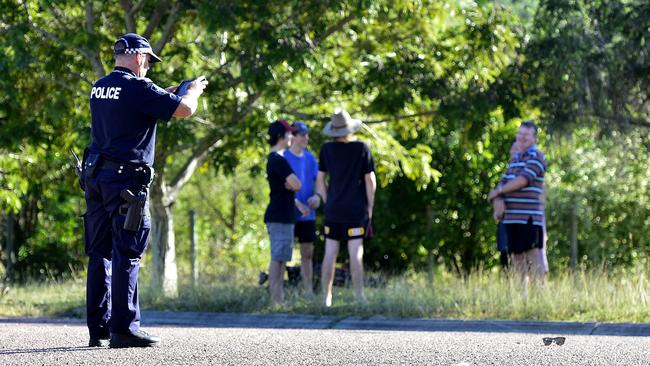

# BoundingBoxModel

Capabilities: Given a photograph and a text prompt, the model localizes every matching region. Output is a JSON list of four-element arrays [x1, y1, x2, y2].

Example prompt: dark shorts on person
[[505, 219, 543, 254], [294, 220, 316, 243], [324, 220, 367, 241], [496, 222, 508, 253]]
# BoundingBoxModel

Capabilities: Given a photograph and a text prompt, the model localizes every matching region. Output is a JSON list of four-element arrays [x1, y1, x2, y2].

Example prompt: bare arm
[[487, 176, 528, 202], [365, 171, 377, 219], [284, 173, 302, 192], [492, 197, 505, 221], [316, 171, 327, 203]]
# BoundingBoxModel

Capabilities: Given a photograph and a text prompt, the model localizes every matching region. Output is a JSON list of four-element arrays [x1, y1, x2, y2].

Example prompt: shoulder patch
[[149, 83, 168, 96]]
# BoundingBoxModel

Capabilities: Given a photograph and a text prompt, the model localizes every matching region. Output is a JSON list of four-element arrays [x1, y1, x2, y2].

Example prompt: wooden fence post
[[570, 204, 578, 271], [190, 209, 198, 285], [4, 213, 15, 282], [426, 204, 434, 285]]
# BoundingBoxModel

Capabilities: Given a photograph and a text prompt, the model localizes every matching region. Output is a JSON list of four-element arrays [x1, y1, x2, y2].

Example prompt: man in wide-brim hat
[[322, 109, 362, 137], [316, 108, 377, 306]]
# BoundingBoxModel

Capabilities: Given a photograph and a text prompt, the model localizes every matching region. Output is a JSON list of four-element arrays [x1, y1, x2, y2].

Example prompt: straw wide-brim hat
[[323, 109, 362, 137]]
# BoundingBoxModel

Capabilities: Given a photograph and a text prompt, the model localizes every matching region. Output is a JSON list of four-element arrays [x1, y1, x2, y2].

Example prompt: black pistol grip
[[120, 189, 142, 231], [120, 189, 137, 203]]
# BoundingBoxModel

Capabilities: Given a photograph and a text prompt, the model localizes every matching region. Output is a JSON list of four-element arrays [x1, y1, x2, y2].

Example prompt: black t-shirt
[[319, 141, 375, 223], [264, 151, 296, 223]]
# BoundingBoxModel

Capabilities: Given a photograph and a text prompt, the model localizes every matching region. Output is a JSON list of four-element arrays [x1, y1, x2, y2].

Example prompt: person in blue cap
[[284, 121, 321, 299], [83, 33, 207, 348]]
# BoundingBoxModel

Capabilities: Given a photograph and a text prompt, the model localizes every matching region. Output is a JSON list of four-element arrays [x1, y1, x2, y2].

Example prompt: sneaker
[[88, 338, 109, 347], [109, 330, 161, 348]]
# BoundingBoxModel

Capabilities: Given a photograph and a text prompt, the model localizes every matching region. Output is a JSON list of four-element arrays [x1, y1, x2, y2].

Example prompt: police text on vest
[[91, 87, 122, 100]]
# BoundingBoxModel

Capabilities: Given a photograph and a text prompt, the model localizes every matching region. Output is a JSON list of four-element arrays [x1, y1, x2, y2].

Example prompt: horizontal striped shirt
[[500, 145, 547, 226]]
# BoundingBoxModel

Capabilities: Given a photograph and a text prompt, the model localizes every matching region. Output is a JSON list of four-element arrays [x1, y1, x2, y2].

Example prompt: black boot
[[109, 329, 161, 348], [88, 338, 110, 347]]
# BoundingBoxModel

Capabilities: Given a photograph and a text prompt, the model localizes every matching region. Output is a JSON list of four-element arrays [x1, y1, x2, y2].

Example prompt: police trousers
[[83, 168, 151, 338]]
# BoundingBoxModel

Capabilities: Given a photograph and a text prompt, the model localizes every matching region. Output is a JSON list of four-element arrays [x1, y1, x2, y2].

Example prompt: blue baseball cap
[[291, 121, 309, 135], [113, 33, 162, 63]]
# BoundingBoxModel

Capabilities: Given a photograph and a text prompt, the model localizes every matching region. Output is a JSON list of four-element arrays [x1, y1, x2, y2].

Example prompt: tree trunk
[[146, 134, 223, 297], [149, 177, 178, 297]]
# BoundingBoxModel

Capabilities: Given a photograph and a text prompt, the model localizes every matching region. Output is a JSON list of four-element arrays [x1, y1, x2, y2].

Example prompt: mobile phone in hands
[[174, 76, 208, 96]]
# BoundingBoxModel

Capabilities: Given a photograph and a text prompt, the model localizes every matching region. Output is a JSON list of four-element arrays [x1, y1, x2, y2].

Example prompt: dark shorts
[[324, 220, 367, 241], [505, 220, 543, 254], [294, 220, 316, 243], [496, 222, 508, 253]]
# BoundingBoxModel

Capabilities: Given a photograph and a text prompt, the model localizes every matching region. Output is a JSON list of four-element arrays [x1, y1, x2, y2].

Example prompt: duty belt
[[100, 159, 147, 175], [96, 156, 154, 188]]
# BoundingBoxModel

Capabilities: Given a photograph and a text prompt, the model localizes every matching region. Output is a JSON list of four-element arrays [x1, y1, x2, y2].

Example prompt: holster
[[119, 165, 153, 231], [120, 189, 147, 231]]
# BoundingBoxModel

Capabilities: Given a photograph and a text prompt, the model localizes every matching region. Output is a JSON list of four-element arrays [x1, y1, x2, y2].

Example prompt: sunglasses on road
[[542, 337, 566, 346]]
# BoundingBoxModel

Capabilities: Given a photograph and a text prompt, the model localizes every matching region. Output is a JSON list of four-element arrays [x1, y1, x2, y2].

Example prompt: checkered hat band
[[119, 47, 153, 54]]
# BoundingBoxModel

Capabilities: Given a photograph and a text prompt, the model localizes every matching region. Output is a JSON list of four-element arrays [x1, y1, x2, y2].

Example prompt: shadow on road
[[2, 312, 649, 337], [0, 346, 99, 355]]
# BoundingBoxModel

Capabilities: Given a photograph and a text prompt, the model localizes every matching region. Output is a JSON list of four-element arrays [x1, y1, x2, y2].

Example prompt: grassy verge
[[0, 279, 86, 317], [1, 268, 649, 322]]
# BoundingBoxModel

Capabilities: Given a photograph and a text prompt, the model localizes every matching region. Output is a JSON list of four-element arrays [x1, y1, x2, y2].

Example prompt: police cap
[[114, 33, 162, 63]]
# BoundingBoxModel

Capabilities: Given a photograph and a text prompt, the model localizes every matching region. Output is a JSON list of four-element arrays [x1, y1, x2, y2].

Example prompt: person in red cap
[[264, 120, 302, 306]]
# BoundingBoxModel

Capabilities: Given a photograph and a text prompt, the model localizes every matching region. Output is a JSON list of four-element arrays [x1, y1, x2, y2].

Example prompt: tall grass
[[366, 268, 650, 322], [2, 268, 649, 322], [0, 279, 86, 317]]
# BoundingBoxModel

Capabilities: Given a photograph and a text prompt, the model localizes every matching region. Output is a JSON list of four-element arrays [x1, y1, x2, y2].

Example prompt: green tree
[[518, 0, 649, 131], [545, 129, 650, 269], [2, 1, 449, 289], [13, 0, 648, 285]]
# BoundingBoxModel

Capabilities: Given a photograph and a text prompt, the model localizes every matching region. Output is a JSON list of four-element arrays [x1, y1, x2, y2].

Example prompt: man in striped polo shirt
[[488, 121, 547, 282]]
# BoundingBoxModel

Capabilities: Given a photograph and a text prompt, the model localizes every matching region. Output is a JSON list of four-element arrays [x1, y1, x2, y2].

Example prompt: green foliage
[[368, 112, 520, 273], [520, 0, 650, 131], [7, 149, 86, 281], [545, 129, 650, 269], [169, 150, 270, 277], [0, 154, 29, 213], [1, 0, 650, 283]]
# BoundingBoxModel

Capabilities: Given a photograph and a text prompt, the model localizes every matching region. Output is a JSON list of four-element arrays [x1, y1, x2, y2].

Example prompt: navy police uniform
[[83, 33, 181, 343]]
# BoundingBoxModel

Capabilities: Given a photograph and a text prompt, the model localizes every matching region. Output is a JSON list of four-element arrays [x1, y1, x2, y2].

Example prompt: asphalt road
[[1, 314, 649, 365]]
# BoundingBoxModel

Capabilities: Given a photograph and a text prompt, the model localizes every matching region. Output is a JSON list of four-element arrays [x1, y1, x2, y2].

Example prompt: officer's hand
[[187, 76, 208, 96], [164, 86, 178, 93]]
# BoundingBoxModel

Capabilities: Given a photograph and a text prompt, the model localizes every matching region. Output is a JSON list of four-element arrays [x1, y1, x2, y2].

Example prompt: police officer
[[84, 33, 206, 348]]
